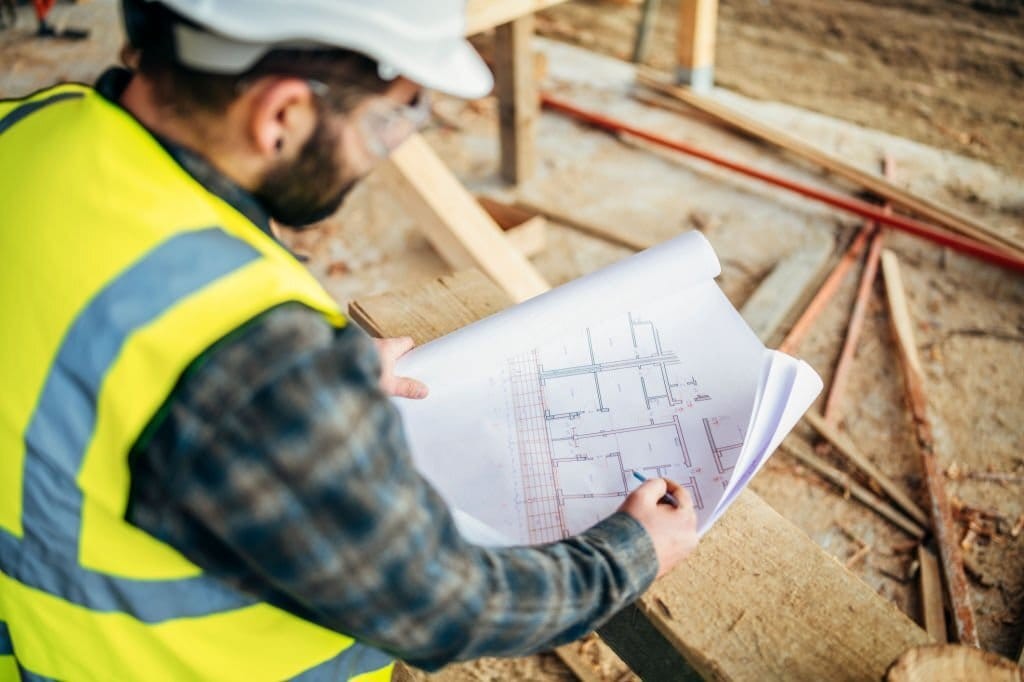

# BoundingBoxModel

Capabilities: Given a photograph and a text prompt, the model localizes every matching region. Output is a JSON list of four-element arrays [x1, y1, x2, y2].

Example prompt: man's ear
[[246, 77, 318, 160]]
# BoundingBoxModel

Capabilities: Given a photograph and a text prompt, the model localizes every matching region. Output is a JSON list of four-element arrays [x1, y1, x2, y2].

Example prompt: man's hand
[[619, 478, 698, 579], [372, 337, 429, 400]]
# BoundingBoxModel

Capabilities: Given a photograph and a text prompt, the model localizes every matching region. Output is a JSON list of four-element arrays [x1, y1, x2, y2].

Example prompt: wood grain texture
[[494, 15, 538, 185], [376, 134, 550, 303], [356, 269, 929, 681], [635, 71, 1024, 257], [347, 270, 511, 343]]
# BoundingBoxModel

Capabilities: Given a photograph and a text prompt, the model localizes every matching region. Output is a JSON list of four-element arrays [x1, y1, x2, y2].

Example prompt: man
[[0, 0, 699, 679]]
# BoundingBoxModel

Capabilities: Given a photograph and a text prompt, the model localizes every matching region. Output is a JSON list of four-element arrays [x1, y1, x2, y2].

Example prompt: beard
[[254, 114, 358, 229]]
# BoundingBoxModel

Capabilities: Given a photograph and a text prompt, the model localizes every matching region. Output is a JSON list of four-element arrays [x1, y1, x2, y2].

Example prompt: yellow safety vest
[[0, 84, 394, 682]]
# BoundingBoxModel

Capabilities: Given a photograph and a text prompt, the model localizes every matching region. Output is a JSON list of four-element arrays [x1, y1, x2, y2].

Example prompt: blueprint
[[395, 231, 822, 545]]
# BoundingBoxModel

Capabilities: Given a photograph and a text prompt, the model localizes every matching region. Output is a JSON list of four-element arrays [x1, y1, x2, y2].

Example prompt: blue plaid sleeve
[[126, 303, 658, 670]]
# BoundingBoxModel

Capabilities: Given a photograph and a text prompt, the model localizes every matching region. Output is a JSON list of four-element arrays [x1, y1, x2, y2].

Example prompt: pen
[[632, 470, 681, 508]]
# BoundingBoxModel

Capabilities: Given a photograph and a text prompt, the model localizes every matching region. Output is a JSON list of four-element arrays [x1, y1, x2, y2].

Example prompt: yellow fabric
[[0, 84, 392, 681]]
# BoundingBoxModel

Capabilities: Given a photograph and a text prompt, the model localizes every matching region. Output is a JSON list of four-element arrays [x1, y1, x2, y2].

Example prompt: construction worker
[[0, 0, 699, 679]]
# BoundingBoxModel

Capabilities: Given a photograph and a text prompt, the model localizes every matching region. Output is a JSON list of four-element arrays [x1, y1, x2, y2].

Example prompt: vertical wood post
[[676, 0, 718, 92], [495, 15, 538, 185]]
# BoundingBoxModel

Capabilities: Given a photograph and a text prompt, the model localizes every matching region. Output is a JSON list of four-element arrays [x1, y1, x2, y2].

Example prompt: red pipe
[[540, 93, 1024, 274]]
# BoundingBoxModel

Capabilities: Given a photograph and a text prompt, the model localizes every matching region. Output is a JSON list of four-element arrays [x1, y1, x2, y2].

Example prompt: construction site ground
[[2, 1, 1021, 679]]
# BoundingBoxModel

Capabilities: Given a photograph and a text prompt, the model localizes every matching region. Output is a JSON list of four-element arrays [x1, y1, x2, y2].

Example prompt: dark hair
[[124, 0, 392, 117]]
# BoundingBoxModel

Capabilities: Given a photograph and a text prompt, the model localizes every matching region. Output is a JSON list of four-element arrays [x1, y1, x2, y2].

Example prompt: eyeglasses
[[308, 79, 431, 159]]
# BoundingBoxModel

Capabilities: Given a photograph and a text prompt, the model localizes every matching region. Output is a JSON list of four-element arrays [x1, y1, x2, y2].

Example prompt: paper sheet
[[395, 231, 822, 545]]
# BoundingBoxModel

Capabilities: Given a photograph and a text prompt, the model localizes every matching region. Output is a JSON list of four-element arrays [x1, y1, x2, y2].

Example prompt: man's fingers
[[390, 376, 429, 400], [633, 478, 669, 507], [663, 479, 694, 511]]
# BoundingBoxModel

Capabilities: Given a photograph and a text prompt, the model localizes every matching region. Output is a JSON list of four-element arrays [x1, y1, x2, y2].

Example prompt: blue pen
[[632, 471, 681, 508]]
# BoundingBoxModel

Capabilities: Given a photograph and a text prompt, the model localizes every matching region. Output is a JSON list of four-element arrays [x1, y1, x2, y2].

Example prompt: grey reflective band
[[0, 91, 83, 136], [0, 621, 12, 655], [4, 227, 261, 622], [290, 643, 394, 681]]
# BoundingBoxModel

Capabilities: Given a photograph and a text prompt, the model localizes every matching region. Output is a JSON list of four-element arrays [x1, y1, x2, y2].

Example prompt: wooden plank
[[465, 0, 566, 36], [494, 15, 538, 185], [376, 134, 550, 303], [638, 491, 929, 680], [881, 250, 978, 646], [675, 0, 718, 91], [918, 545, 949, 643], [348, 270, 511, 344], [354, 269, 929, 681], [635, 72, 1024, 256], [885, 644, 1022, 682], [739, 240, 833, 347], [804, 410, 930, 528], [515, 199, 657, 251]]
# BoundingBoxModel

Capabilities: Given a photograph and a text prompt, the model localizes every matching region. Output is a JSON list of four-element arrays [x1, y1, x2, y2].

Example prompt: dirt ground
[[539, 0, 1024, 175], [2, 0, 1023, 678]]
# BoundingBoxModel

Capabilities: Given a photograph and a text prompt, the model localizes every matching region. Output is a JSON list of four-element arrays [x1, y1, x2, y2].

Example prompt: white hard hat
[[141, 0, 494, 99]]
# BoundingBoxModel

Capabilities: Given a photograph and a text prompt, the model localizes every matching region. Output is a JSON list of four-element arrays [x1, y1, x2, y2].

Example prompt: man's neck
[[119, 74, 263, 192]]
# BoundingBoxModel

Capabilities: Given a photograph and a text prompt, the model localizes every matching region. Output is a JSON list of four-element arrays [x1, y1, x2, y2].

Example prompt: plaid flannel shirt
[[126, 306, 658, 670]]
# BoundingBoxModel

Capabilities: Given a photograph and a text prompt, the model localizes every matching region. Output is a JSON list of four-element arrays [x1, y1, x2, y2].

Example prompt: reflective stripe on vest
[[0, 85, 393, 681]]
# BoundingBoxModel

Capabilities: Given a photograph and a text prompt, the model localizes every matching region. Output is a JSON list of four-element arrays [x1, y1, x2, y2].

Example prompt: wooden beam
[[918, 545, 949, 643], [675, 0, 718, 91], [739, 240, 833, 347], [352, 269, 929, 681], [465, 0, 566, 36], [881, 250, 978, 646], [635, 72, 1024, 257], [494, 15, 538, 184], [375, 134, 550, 303]]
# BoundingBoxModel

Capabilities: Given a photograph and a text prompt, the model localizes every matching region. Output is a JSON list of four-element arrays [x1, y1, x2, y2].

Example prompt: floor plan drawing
[[508, 311, 743, 543]]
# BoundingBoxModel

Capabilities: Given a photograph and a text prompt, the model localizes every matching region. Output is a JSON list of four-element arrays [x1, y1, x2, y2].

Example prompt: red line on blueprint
[[508, 351, 567, 543]]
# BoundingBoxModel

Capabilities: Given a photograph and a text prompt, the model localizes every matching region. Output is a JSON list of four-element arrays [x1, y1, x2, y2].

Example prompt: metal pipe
[[540, 93, 1024, 273]]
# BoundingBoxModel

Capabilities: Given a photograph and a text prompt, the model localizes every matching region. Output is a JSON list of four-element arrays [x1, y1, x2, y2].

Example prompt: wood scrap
[[781, 438, 925, 539], [881, 249, 979, 646], [822, 157, 894, 421], [778, 223, 875, 355], [804, 410, 930, 528], [823, 227, 887, 422], [552, 644, 606, 682], [633, 70, 1024, 258], [884, 644, 1022, 682], [917, 545, 949, 643]]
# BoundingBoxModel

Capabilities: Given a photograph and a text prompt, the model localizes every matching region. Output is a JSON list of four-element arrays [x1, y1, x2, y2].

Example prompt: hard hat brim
[[387, 38, 494, 100]]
